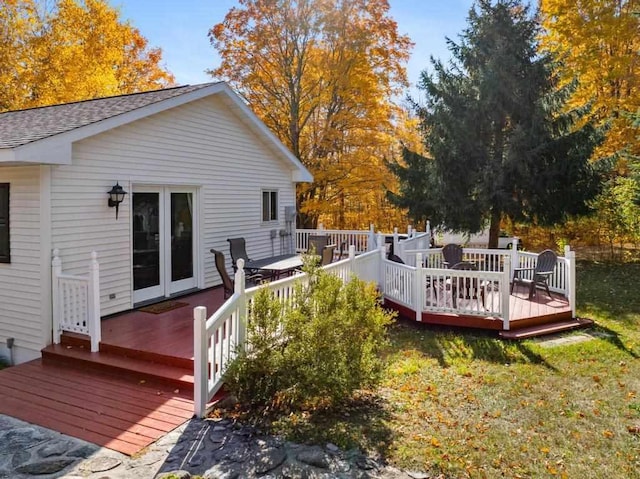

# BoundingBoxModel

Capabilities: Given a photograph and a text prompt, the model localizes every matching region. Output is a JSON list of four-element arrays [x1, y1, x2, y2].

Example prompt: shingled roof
[[0, 82, 219, 149]]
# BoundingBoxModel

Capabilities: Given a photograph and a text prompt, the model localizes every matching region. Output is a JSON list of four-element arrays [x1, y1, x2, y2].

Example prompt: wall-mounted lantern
[[107, 182, 127, 220]]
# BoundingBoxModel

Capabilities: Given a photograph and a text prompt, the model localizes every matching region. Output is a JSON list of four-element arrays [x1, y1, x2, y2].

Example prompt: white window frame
[[262, 189, 279, 223]]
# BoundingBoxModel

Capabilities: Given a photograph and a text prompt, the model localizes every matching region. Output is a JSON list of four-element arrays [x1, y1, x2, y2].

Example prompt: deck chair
[[308, 235, 329, 254], [442, 243, 463, 268], [388, 253, 405, 264], [211, 249, 263, 299], [448, 261, 485, 309], [227, 237, 254, 273], [321, 244, 336, 266], [511, 249, 557, 299]]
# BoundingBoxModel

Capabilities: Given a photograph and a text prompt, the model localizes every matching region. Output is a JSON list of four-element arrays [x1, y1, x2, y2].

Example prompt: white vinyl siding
[[50, 95, 297, 316], [0, 166, 44, 361]]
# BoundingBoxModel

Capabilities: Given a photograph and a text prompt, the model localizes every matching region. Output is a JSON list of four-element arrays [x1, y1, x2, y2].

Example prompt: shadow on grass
[[591, 322, 639, 358], [389, 318, 556, 370]]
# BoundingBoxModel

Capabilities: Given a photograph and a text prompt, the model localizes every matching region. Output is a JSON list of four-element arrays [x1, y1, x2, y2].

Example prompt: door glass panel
[[171, 192, 193, 282], [133, 193, 161, 291]]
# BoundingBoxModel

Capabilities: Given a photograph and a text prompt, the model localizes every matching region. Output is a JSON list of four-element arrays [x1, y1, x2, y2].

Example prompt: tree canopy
[[0, 0, 174, 112], [209, 0, 412, 229], [388, 0, 603, 247]]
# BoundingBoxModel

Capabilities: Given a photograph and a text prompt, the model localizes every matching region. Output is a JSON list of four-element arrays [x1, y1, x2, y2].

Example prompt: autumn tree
[[0, 0, 174, 112], [209, 0, 412, 229], [540, 0, 640, 163], [388, 0, 603, 248]]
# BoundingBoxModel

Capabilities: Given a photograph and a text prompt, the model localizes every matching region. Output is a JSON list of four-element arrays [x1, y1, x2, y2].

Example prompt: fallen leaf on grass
[[627, 425, 640, 435], [603, 430, 614, 438], [431, 437, 441, 447]]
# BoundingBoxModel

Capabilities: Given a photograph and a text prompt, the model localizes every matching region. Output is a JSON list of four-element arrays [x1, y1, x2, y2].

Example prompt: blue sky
[[111, 0, 475, 97]]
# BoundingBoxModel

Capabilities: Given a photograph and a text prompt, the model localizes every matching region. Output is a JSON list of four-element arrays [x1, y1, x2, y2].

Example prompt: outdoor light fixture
[[107, 182, 127, 219]]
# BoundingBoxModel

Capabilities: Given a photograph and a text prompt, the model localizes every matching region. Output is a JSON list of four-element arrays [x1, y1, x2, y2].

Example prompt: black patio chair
[[442, 243, 463, 268], [211, 249, 263, 299], [511, 249, 557, 299], [227, 237, 255, 273], [448, 261, 485, 309], [388, 253, 405, 264], [307, 235, 329, 254], [321, 244, 336, 266]]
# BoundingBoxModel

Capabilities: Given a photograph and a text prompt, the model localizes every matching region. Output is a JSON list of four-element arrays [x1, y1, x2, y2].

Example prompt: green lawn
[[268, 262, 640, 478]]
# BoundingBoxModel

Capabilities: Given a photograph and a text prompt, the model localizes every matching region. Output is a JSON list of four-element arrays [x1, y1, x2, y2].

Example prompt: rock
[[355, 455, 378, 471], [203, 463, 241, 479], [156, 470, 192, 479], [406, 471, 430, 479], [67, 444, 97, 458], [4, 427, 47, 452], [213, 425, 227, 433], [84, 455, 122, 473], [10, 450, 30, 467], [38, 440, 71, 457], [297, 447, 330, 469], [326, 442, 340, 453], [15, 458, 76, 475], [253, 446, 287, 474]]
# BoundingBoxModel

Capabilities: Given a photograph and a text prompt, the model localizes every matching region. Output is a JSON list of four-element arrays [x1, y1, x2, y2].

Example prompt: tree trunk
[[488, 209, 501, 249]]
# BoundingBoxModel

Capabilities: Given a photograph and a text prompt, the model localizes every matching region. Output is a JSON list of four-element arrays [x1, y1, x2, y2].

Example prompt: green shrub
[[222, 265, 395, 411]]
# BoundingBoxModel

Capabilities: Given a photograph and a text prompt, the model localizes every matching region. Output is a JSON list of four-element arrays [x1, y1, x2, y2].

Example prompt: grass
[[257, 262, 640, 478]]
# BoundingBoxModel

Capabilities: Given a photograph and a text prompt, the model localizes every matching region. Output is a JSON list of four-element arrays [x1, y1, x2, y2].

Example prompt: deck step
[[499, 317, 594, 340], [59, 332, 193, 370], [41, 344, 194, 392]]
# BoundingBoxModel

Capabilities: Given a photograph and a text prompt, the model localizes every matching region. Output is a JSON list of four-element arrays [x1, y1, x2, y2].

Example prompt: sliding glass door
[[133, 186, 197, 304]]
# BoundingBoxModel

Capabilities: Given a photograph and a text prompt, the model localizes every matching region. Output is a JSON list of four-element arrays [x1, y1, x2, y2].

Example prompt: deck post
[[510, 241, 518, 279], [502, 256, 511, 330], [378, 234, 385, 289], [367, 224, 376, 251], [566, 246, 576, 318], [193, 305, 208, 418], [393, 227, 399, 259], [87, 252, 101, 352], [51, 249, 61, 345], [235, 259, 247, 349], [415, 253, 423, 322]]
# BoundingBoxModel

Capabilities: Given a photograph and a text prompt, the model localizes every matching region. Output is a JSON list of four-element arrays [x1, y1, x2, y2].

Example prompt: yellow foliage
[[210, 0, 413, 229], [540, 0, 640, 163], [0, 0, 174, 112]]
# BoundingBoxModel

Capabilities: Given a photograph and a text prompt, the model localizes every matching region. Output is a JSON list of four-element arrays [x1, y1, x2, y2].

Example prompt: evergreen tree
[[388, 0, 603, 247]]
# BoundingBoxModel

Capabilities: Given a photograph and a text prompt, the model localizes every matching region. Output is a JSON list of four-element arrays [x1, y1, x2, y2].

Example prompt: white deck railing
[[194, 230, 576, 416], [296, 224, 376, 254], [51, 250, 101, 352], [193, 245, 382, 417]]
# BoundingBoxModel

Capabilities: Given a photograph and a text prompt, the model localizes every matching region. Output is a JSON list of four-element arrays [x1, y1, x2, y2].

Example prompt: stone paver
[[0, 414, 430, 478]]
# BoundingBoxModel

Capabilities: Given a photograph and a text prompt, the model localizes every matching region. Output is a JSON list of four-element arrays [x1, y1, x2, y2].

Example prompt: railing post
[[378, 233, 385, 289], [566, 246, 576, 318], [193, 305, 208, 417], [367, 224, 375, 251], [51, 249, 61, 345], [510, 240, 518, 277], [87, 251, 100, 352], [348, 244, 356, 278], [502, 256, 511, 330], [393, 227, 399, 259], [415, 253, 423, 321], [235, 258, 247, 349], [318, 222, 324, 232], [407, 224, 413, 238]]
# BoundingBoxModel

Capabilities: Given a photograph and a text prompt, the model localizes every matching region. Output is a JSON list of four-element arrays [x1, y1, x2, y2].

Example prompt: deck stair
[[499, 317, 594, 340], [41, 333, 194, 392]]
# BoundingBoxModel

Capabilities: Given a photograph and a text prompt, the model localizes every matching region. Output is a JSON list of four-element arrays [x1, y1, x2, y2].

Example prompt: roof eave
[[0, 143, 72, 165]]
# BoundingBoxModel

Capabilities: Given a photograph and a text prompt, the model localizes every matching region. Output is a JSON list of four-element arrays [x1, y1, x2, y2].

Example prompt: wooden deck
[[0, 288, 227, 456], [386, 283, 573, 331], [0, 359, 194, 456]]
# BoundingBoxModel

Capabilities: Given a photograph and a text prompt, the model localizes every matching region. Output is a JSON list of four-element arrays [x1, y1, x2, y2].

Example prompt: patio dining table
[[244, 253, 304, 279]]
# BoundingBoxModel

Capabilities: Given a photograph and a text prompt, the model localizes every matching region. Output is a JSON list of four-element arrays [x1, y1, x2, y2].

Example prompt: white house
[[0, 82, 312, 365]]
